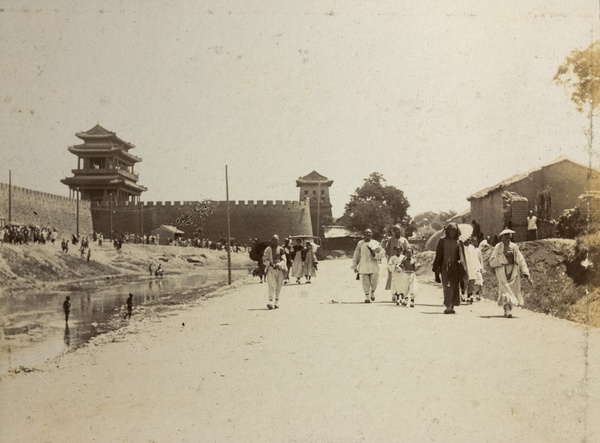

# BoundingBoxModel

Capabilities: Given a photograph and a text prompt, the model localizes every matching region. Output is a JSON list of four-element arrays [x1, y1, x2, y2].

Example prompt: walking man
[[263, 234, 287, 309], [352, 228, 386, 303]]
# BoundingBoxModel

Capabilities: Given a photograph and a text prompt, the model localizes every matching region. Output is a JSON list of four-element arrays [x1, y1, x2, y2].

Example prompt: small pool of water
[[0, 270, 247, 375]]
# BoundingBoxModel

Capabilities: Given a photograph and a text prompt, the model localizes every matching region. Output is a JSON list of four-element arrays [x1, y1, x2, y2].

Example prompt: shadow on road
[[480, 315, 516, 319]]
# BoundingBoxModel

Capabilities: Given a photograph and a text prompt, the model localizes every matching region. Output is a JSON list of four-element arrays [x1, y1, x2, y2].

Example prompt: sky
[[1, 1, 599, 219]]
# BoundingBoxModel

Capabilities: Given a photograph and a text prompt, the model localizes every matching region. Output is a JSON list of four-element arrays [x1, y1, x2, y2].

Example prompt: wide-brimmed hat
[[499, 228, 515, 236]]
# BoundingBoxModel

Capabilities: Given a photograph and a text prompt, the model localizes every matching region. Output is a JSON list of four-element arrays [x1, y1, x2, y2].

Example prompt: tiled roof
[[467, 156, 593, 200], [299, 171, 328, 181]]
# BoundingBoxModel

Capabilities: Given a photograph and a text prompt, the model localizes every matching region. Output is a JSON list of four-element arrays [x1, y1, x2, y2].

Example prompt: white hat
[[499, 228, 515, 236]]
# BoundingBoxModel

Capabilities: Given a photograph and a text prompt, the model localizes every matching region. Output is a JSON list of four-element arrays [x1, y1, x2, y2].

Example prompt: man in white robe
[[489, 229, 533, 318], [352, 229, 386, 303], [262, 234, 287, 309]]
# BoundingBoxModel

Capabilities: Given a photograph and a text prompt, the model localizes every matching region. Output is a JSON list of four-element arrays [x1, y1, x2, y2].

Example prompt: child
[[387, 245, 405, 305], [124, 293, 134, 319], [398, 247, 419, 307], [472, 236, 484, 300]]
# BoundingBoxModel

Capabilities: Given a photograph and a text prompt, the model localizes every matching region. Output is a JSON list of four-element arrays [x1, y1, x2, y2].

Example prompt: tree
[[342, 172, 411, 238], [554, 41, 600, 113], [410, 210, 458, 243]]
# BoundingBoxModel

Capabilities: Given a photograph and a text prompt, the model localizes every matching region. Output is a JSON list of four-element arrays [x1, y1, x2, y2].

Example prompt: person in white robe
[[387, 245, 405, 304], [290, 238, 304, 284], [262, 234, 287, 309], [489, 229, 533, 318], [472, 237, 484, 300], [352, 228, 386, 303], [383, 224, 410, 296], [462, 237, 481, 303], [302, 242, 318, 283]]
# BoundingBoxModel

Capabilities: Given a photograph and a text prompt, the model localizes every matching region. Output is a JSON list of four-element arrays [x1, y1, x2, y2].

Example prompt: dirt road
[[1, 258, 599, 442]]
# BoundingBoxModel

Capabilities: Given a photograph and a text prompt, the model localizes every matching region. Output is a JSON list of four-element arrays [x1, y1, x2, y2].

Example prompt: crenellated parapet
[[0, 182, 93, 236], [89, 198, 313, 241], [0, 182, 90, 208], [90, 199, 308, 209]]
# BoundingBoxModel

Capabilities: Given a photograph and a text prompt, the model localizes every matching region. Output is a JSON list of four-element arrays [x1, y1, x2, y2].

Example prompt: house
[[151, 225, 184, 245], [467, 156, 600, 241], [447, 208, 471, 225], [322, 225, 362, 253]]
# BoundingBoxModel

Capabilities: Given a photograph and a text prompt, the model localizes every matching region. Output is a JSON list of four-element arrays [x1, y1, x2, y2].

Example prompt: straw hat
[[499, 228, 515, 236]]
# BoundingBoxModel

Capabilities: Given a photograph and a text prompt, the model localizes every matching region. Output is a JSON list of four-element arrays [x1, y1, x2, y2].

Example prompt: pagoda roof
[[68, 145, 142, 163], [61, 175, 147, 192], [296, 170, 333, 186], [75, 124, 136, 150]]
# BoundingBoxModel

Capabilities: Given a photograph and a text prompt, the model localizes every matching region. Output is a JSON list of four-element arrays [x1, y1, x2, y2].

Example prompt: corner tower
[[61, 124, 147, 202], [296, 171, 333, 238]]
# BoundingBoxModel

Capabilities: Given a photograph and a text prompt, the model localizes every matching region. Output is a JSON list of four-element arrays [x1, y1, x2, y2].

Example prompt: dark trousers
[[527, 229, 537, 241]]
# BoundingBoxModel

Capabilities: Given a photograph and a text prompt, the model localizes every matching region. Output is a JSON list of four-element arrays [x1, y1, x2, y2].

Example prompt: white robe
[[352, 239, 385, 275], [387, 254, 418, 296], [489, 241, 530, 307]]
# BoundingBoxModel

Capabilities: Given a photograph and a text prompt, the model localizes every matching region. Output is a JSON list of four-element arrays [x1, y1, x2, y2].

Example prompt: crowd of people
[[258, 220, 533, 319], [1, 224, 59, 245]]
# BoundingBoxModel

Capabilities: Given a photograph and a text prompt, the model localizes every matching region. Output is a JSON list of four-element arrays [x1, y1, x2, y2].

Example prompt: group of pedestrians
[[286, 238, 318, 284], [262, 220, 534, 319]]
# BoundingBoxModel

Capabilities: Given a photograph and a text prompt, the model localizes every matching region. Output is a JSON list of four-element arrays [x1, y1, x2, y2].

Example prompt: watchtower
[[61, 124, 147, 202], [296, 171, 333, 238]]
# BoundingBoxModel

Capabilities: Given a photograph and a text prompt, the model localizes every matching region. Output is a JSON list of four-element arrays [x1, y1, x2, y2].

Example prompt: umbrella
[[424, 223, 473, 251]]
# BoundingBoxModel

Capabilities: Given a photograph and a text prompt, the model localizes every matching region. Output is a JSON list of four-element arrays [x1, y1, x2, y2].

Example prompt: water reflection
[[0, 270, 246, 375]]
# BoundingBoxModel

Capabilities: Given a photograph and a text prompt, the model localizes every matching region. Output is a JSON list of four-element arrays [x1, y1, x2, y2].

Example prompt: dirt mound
[[480, 239, 597, 327], [416, 238, 599, 327]]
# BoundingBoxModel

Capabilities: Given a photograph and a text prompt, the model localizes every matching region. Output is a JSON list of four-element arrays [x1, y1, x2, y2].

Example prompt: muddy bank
[[0, 242, 254, 294]]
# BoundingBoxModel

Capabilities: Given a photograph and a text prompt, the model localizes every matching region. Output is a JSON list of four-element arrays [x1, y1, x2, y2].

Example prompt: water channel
[[0, 270, 247, 375]]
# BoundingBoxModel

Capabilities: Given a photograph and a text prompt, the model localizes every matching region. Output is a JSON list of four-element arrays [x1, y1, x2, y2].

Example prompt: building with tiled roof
[[296, 171, 333, 237], [61, 124, 147, 203]]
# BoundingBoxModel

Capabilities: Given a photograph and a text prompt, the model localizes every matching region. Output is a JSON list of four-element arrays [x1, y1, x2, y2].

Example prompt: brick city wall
[[0, 182, 93, 238], [90, 200, 314, 244]]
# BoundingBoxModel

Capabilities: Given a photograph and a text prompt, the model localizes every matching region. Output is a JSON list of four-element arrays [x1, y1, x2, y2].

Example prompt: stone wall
[[0, 182, 93, 238], [90, 200, 314, 244]]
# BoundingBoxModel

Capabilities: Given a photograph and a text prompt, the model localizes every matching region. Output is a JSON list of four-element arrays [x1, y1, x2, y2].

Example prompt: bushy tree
[[410, 210, 458, 242], [342, 172, 411, 238], [556, 207, 587, 239], [554, 41, 600, 113]]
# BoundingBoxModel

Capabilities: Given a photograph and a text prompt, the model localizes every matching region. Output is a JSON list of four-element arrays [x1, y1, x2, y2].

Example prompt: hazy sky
[[1, 1, 599, 218]]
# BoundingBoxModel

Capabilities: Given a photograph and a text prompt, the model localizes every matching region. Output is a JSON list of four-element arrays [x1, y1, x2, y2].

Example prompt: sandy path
[[1, 259, 599, 442]]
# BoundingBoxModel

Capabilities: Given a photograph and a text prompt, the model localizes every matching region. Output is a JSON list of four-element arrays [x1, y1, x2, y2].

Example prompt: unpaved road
[[1, 259, 599, 442]]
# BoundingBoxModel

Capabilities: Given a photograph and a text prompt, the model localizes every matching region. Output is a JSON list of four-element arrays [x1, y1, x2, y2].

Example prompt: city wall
[[0, 182, 93, 238], [90, 200, 314, 244]]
